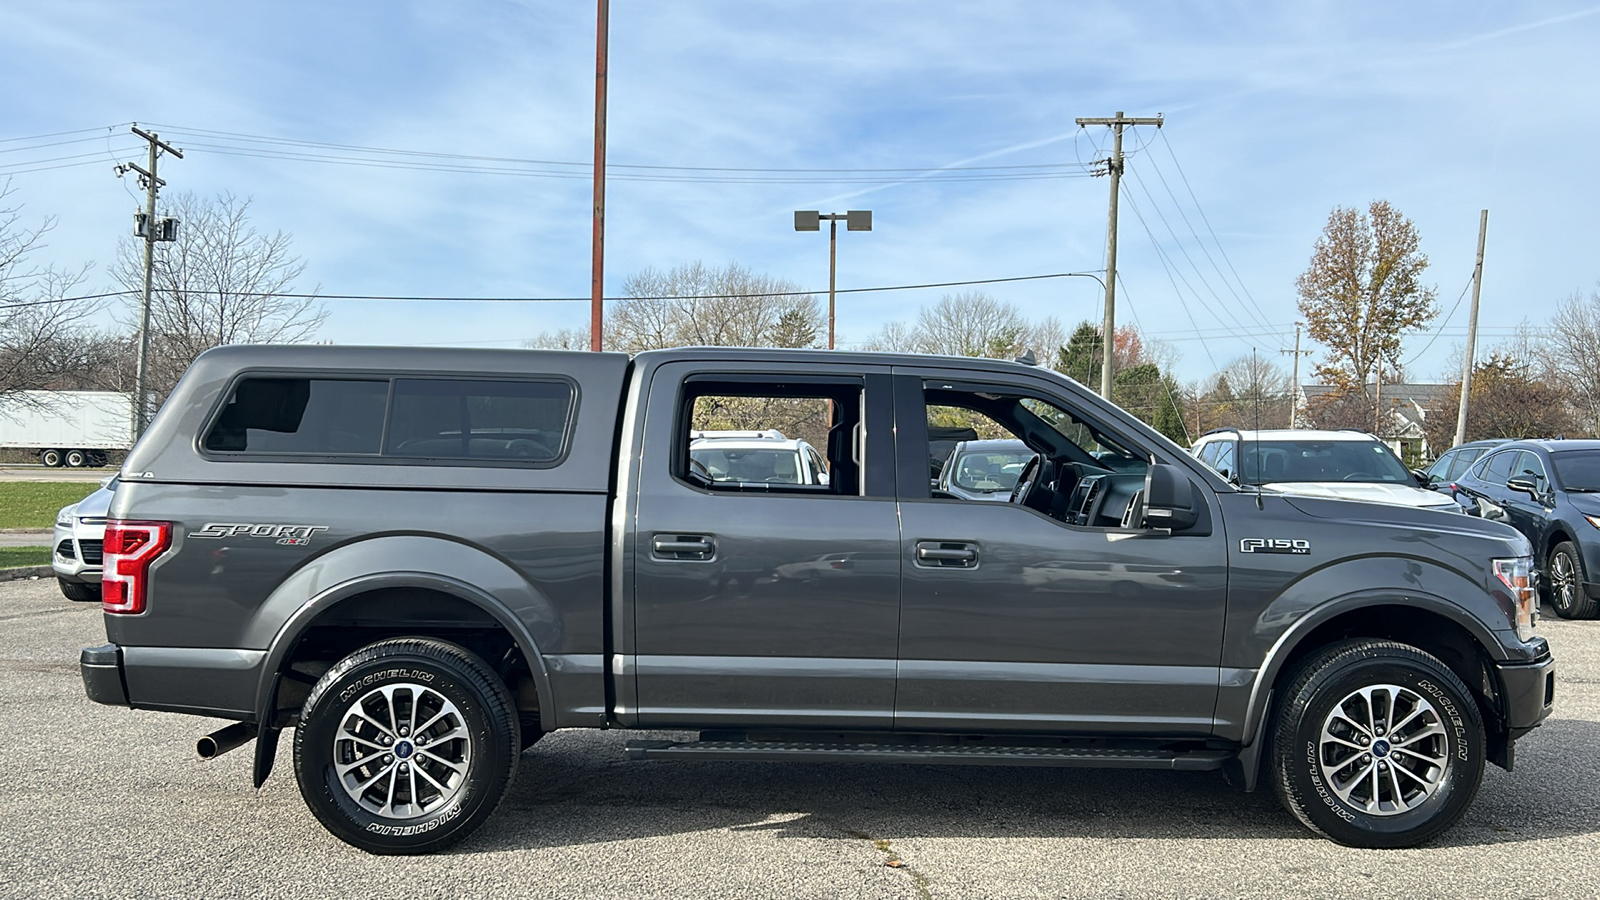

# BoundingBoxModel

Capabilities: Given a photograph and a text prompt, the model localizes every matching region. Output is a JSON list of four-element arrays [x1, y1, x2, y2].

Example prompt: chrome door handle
[[652, 534, 715, 560], [916, 541, 979, 567]]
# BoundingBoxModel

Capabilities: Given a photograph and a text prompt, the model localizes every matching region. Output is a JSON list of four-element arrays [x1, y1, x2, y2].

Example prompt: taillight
[[102, 520, 172, 615]]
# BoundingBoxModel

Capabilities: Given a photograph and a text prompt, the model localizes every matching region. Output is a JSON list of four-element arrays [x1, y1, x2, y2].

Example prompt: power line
[[1156, 131, 1276, 331], [1, 272, 1109, 309], [1118, 182, 1253, 356], [0, 124, 132, 145]]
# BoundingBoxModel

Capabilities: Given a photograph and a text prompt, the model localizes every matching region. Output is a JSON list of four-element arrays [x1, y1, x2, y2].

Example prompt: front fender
[[1227, 554, 1518, 749], [249, 534, 560, 731]]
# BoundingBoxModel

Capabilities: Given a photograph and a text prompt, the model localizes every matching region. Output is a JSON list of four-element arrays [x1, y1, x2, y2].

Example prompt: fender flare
[[1238, 588, 1504, 750], [252, 565, 557, 734]]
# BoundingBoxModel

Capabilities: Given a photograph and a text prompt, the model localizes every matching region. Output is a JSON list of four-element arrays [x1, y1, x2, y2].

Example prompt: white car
[[687, 430, 829, 487], [52, 475, 117, 602], [1190, 429, 1460, 513]]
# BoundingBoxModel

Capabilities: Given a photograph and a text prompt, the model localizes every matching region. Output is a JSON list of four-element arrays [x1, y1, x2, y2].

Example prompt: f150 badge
[[190, 523, 330, 546], [1240, 537, 1311, 555]]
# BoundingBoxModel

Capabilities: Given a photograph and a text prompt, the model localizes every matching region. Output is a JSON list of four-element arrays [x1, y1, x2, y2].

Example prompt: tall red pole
[[590, 0, 609, 352]]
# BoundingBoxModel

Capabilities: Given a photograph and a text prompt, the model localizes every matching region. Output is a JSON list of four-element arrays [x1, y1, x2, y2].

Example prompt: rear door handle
[[652, 534, 715, 560], [916, 541, 979, 568]]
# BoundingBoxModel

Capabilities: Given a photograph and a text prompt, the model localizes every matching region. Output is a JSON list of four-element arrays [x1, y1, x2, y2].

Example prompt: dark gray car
[[81, 345, 1554, 854]]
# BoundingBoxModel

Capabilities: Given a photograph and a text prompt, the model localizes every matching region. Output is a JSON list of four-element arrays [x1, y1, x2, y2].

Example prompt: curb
[[0, 566, 52, 582]]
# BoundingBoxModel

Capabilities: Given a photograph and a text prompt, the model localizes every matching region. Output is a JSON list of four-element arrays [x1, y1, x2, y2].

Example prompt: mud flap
[[253, 674, 282, 789]]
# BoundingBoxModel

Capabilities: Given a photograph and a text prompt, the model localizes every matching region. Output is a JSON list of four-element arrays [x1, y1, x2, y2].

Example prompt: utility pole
[[793, 210, 872, 349], [1280, 322, 1312, 428], [115, 125, 182, 440], [1453, 209, 1489, 447], [1075, 110, 1163, 398], [590, 0, 610, 352]]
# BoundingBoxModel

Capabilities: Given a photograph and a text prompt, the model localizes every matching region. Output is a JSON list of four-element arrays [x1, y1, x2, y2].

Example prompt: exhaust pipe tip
[[197, 722, 258, 760]]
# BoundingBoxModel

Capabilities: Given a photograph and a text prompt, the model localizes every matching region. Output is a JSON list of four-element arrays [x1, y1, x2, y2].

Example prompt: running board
[[625, 739, 1231, 771]]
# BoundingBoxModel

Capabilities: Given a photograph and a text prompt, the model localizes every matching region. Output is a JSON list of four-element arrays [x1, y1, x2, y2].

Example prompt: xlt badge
[[1240, 537, 1310, 555], [191, 523, 330, 546]]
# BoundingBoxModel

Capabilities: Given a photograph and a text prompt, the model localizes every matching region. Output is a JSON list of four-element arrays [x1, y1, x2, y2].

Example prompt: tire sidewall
[[1280, 651, 1483, 847], [294, 645, 515, 853]]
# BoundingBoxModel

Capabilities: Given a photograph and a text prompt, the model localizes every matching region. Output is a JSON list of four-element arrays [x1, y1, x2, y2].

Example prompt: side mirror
[[1142, 463, 1199, 530], [817, 472, 830, 487], [1411, 468, 1430, 486], [1506, 475, 1538, 497]]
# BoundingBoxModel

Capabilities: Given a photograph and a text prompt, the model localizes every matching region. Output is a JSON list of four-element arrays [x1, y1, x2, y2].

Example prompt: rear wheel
[[1271, 639, 1484, 848], [293, 638, 519, 854], [57, 578, 99, 602], [39, 449, 63, 468], [65, 449, 87, 468], [1547, 542, 1597, 619]]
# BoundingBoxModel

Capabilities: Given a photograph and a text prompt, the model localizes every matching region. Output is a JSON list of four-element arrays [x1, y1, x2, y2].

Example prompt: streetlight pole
[[795, 210, 871, 349]]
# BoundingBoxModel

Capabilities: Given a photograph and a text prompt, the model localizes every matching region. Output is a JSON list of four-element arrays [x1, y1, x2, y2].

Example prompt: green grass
[[0, 482, 100, 529], [0, 547, 52, 568]]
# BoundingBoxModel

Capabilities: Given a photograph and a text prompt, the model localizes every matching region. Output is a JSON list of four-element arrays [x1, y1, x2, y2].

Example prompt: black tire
[[1546, 541, 1598, 620], [293, 638, 519, 854], [57, 578, 99, 602], [65, 449, 87, 468], [39, 449, 63, 468], [1270, 639, 1484, 849]]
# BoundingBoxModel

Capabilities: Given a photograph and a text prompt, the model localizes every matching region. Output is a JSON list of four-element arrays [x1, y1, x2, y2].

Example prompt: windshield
[[1240, 439, 1413, 485], [950, 447, 1035, 492], [1552, 450, 1600, 491], [690, 447, 805, 484]]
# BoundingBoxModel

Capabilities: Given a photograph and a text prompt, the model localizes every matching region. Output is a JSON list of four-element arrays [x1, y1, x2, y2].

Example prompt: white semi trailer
[[0, 391, 134, 467]]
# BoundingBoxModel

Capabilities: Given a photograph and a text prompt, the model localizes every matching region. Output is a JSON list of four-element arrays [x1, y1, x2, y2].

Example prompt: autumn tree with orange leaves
[[1296, 201, 1436, 391]]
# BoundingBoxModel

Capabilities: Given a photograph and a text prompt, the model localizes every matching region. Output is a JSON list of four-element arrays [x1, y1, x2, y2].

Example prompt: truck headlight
[[1493, 556, 1538, 641], [55, 505, 76, 528]]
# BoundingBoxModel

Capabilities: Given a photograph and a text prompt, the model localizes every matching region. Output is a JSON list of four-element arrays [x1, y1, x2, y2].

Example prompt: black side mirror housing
[[1506, 475, 1539, 497], [1143, 463, 1199, 530]]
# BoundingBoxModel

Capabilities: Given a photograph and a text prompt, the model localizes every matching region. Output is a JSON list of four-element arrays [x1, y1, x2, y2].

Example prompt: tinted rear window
[[204, 376, 574, 465], [204, 379, 388, 454], [386, 379, 573, 461]]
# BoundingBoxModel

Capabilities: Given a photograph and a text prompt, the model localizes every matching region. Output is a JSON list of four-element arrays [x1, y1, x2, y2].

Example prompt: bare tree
[[1545, 288, 1600, 435], [1199, 354, 1292, 432], [113, 192, 324, 397], [1297, 201, 1436, 390], [0, 179, 104, 402], [602, 261, 821, 353], [862, 292, 1063, 360]]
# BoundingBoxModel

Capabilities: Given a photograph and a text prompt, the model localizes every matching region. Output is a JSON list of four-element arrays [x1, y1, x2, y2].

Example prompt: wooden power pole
[[1453, 210, 1489, 447], [1280, 323, 1312, 428], [590, 0, 609, 352], [1075, 111, 1163, 399], [115, 126, 182, 439]]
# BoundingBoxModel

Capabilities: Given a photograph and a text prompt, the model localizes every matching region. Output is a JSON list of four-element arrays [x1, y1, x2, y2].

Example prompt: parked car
[[1449, 439, 1600, 619], [936, 438, 1036, 501], [688, 429, 829, 486], [53, 475, 116, 601], [1190, 428, 1462, 512], [1419, 439, 1510, 494]]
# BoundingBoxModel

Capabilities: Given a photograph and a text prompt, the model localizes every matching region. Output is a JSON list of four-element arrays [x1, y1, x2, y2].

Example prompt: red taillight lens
[[102, 520, 172, 615]]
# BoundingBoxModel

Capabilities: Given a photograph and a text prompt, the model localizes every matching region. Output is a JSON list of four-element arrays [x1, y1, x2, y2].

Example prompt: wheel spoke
[[343, 710, 392, 740], [1384, 766, 1409, 812], [1391, 721, 1444, 748], [417, 748, 467, 771], [1330, 710, 1373, 738], [414, 762, 453, 794]]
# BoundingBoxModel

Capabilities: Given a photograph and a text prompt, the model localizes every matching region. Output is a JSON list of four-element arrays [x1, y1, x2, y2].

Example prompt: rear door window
[[1476, 450, 1517, 485]]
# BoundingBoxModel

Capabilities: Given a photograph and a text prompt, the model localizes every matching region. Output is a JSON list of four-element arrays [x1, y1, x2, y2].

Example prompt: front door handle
[[916, 541, 979, 568], [652, 534, 715, 560]]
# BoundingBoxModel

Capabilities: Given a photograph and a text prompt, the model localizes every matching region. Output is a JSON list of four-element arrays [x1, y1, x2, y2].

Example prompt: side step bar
[[625, 739, 1231, 771]]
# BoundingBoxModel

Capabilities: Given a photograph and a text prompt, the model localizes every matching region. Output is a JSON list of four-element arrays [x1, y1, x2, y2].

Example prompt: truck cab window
[[924, 385, 1149, 528], [680, 382, 862, 495]]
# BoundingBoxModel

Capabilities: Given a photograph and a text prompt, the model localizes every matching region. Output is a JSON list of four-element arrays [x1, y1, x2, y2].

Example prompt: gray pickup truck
[[81, 345, 1554, 854]]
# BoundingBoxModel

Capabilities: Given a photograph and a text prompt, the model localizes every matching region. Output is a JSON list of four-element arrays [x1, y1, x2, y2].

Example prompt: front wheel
[[293, 638, 520, 854], [1270, 639, 1484, 848], [1547, 541, 1597, 619]]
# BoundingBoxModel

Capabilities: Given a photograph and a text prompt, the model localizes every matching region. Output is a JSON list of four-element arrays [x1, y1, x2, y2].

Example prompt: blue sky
[[2, 1, 1596, 384]]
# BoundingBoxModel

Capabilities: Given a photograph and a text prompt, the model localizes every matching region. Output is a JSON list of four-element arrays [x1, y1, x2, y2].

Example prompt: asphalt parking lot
[[4, 577, 1598, 900]]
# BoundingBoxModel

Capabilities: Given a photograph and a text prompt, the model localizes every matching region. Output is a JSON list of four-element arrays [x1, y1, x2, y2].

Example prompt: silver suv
[[53, 476, 116, 601]]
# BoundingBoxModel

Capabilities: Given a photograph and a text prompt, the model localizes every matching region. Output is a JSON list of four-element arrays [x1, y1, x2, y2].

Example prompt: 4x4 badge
[[1240, 537, 1311, 554], [191, 523, 330, 546]]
